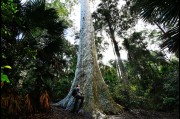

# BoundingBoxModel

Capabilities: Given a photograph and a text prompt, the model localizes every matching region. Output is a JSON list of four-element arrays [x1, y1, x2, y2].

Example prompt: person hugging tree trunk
[[71, 84, 84, 113]]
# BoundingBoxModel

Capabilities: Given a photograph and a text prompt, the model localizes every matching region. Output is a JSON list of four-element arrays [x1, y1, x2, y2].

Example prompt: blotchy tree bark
[[54, 0, 124, 118]]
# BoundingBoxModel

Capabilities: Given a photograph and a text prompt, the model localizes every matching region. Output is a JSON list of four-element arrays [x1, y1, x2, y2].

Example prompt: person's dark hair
[[76, 84, 79, 87]]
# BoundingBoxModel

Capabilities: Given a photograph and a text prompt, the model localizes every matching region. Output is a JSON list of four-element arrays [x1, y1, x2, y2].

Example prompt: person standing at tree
[[71, 84, 84, 113]]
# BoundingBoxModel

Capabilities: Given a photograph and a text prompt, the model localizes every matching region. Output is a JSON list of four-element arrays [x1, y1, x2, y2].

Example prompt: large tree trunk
[[54, 0, 123, 118]]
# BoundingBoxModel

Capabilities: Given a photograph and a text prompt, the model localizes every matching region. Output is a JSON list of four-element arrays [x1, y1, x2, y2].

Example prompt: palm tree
[[1, 0, 70, 116], [19, 0, 68, 67], [131, 0, 179, 57]]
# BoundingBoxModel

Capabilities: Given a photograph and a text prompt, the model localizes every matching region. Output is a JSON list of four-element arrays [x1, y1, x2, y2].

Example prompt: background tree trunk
[[107, 20, 129, 87], [54, 0, 123, 118]]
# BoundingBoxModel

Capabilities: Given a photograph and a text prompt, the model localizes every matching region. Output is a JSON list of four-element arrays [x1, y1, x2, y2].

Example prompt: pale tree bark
[[107, 20, 129, 91], [53, 0, 124, 118]]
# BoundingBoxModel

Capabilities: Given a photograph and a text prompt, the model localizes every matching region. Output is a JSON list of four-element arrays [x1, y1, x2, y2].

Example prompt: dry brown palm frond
[[25, 94, 33, 113], [40, 90, 50, 110], [8, 93, 23, 115], [1, 96, 10, 108]]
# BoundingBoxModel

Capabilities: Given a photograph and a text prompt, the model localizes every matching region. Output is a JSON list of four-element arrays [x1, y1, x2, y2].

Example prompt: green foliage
[[120, 31, 179, 111], [50, 79, 72, 101], [99, 62, 119, 86], [160, 61, 179, 111], [1, 73, 10, 84], [46, 0, 70, 18]]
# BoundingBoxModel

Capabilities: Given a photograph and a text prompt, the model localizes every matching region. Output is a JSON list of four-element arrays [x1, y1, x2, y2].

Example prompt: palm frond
[[160, 25, 179, 54], [1, 93, 23, 115], [132, 0, 179, 26]]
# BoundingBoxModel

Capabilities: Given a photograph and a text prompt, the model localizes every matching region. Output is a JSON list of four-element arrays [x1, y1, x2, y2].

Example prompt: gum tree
[[55, 0, 124, 118]]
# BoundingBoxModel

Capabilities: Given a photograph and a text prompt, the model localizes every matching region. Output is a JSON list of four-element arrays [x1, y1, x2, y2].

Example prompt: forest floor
[[27, 105, 179, 119]]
